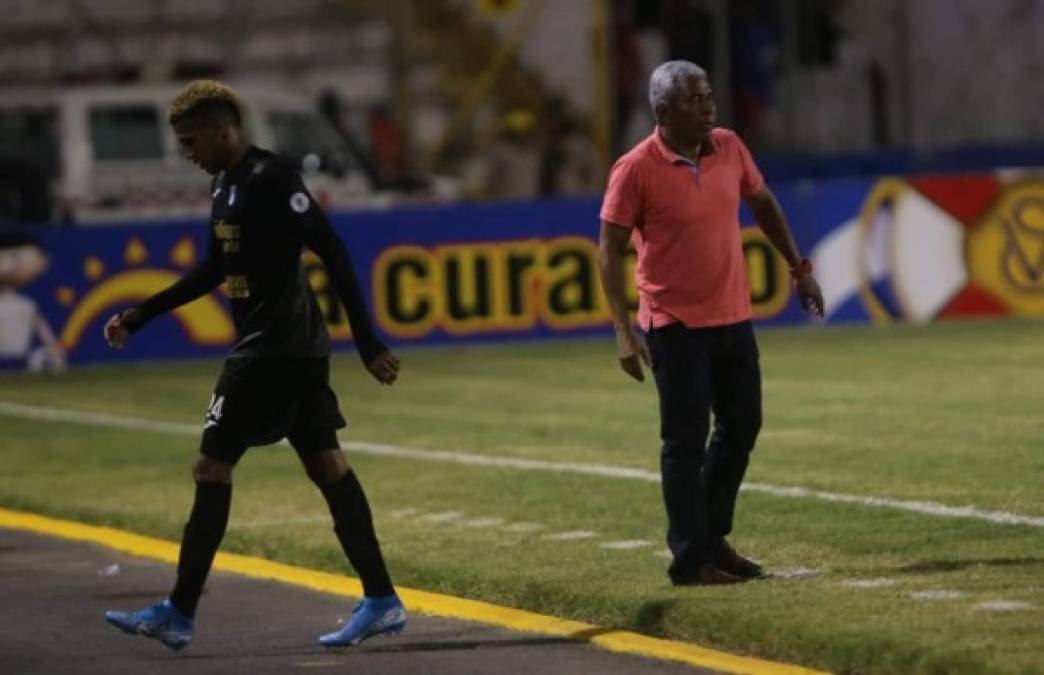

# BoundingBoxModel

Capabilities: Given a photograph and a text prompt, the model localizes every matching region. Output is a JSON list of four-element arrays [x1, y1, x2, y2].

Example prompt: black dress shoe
[[671, 562, 747, 586], [715, 540, 765, 579]]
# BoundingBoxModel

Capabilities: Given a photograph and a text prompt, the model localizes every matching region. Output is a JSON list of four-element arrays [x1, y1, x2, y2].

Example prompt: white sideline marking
[[975, 601, 1033, 612], [544, 530, 598, 541], [773, 568, 820, 579], [741, 483, 1044, 528], [461, 517, 504, 528], [654, 548, 672, 559], [422, 511, 463, 523], [503, 522, 544, 533], [600, 540, 653, 550], [908, 590, 963, 601], [388, 508, 419, 518], [2, 401, 1043, 529], [842, 578, 897, 589]]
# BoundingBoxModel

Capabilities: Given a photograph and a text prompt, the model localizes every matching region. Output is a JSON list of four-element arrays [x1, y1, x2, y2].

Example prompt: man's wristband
[[789, 257, 813, 278]]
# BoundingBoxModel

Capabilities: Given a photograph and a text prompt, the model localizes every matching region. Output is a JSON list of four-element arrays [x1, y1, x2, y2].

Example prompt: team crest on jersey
[[290, 192, 310, 213], [204, 394, 225, 429]]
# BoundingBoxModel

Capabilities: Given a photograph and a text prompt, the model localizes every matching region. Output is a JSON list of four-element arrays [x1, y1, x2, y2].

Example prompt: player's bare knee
[[193, 456, 233, 484], [318, 466, 345, 485], [308, 449, 349, 486]]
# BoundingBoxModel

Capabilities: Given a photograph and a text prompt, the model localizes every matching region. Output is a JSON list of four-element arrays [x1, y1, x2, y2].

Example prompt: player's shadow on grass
[[634, 599, 677, 634], [894, 557, 1044, 574]]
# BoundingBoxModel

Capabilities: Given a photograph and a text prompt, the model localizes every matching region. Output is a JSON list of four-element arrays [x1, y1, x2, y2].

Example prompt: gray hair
[[648, 61, 706, 112]]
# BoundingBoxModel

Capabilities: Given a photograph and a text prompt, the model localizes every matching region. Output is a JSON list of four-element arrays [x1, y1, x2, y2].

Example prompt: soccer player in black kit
[[102, 80, 405, 650]]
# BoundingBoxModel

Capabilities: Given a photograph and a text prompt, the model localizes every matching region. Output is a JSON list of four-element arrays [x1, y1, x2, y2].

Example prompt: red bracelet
[[789, 257, 813, 278]]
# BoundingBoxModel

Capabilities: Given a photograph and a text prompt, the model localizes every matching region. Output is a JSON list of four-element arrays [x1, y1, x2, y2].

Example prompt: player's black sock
[[170, 481, 232, 618], [320, 470, 395, 598]]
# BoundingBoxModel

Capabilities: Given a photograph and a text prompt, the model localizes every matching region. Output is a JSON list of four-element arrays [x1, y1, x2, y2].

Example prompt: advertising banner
[[3, 171, 1041, 368]]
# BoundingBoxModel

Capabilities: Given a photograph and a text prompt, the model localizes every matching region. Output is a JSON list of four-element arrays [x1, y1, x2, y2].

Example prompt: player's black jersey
[[207, 147, 330, 357], [129, 146, 384, 362]]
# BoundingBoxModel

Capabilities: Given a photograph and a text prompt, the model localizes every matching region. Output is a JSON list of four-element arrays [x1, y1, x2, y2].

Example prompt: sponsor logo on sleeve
[[290, 192, 310, 213]]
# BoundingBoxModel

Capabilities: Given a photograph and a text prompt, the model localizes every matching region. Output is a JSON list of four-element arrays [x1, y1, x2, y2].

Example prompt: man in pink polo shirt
[[598, 61, 824, 586]]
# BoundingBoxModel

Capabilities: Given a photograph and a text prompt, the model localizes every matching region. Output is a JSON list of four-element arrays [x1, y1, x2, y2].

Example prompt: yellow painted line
[[0, 507, 828, 675]]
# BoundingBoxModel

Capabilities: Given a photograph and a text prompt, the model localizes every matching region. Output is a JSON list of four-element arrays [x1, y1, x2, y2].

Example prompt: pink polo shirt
[[600, 127, 765, 329]]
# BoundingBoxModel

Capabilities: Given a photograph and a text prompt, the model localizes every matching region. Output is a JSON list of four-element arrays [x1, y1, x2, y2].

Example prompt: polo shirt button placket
[[680, 160, 701, 187]]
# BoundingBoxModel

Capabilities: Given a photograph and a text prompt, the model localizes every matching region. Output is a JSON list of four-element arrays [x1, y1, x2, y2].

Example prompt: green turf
[[1, 319, 1042, 674]]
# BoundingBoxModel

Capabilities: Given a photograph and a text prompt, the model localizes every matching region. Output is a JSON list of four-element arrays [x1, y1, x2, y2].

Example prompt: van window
[[90, 105, 163, 160]]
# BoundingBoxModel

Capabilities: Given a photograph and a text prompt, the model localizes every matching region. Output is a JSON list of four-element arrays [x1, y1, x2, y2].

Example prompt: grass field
[[1, 320, 1042, 674]]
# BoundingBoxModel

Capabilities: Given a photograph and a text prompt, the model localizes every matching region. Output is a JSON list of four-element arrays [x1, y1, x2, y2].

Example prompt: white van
[[0, 84, 420, 225]]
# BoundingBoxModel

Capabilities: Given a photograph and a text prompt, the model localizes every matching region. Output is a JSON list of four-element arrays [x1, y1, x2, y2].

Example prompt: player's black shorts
[[199, 357, 346, 464]]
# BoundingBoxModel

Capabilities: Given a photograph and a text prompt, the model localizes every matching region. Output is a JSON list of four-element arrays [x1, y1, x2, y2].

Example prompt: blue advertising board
[[4, 170, 1040, 368]]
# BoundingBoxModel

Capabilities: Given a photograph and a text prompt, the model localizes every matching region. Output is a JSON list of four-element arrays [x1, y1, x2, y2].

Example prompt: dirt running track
[[0, 528, 720, 674]]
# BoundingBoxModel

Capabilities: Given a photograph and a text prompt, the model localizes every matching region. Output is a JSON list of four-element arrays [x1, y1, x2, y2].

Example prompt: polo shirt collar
[[653, 126, 716, 166]]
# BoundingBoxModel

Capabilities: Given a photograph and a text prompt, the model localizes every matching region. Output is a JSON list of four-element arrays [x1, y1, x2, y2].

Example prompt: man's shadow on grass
[[633, 599, 677, 634], [894, 557, 1044, 575]]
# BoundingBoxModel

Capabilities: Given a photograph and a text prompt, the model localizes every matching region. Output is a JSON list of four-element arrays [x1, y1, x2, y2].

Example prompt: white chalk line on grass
[[544, 530, 598, 541], [422, 511, 464, 524], [504, 522, 545, 533], [600, 540, 653, 550], [842, 578, 898, 589], [2, 400, 1043, 529], [773, 568, 820, 579], [975, 601, 1034, 612], [908, 590, 963, 601], [461, 517, 504, 528]]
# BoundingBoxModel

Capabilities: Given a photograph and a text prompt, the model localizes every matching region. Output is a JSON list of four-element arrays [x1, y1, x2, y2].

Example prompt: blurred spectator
[[318, 89, 429, 193], [369, 104, 408, 181], [318, 88, 379, 183], [484, 109, 541, 200], [364, 104, 430, 193], [540, 98, 599, 198], [0, 230, 65, 372]]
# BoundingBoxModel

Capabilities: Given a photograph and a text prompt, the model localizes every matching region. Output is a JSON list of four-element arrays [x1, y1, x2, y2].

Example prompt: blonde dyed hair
[[168, 80, 242, 127]]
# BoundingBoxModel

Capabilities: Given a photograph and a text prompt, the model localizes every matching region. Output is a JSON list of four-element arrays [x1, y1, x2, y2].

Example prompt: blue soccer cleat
[[319, 595, 406, 647], [104, 598, 194, 651]]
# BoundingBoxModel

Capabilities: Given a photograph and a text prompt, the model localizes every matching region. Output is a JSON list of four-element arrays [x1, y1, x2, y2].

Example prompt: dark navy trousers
[[645, 320, 762, 582]]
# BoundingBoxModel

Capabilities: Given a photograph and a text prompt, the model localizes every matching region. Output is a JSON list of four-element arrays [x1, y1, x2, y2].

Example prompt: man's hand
[[616, 325, 651, 382], [367, 350, 400, 385], [795, 273, 825, 318], [103, 309, 140, 349]]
